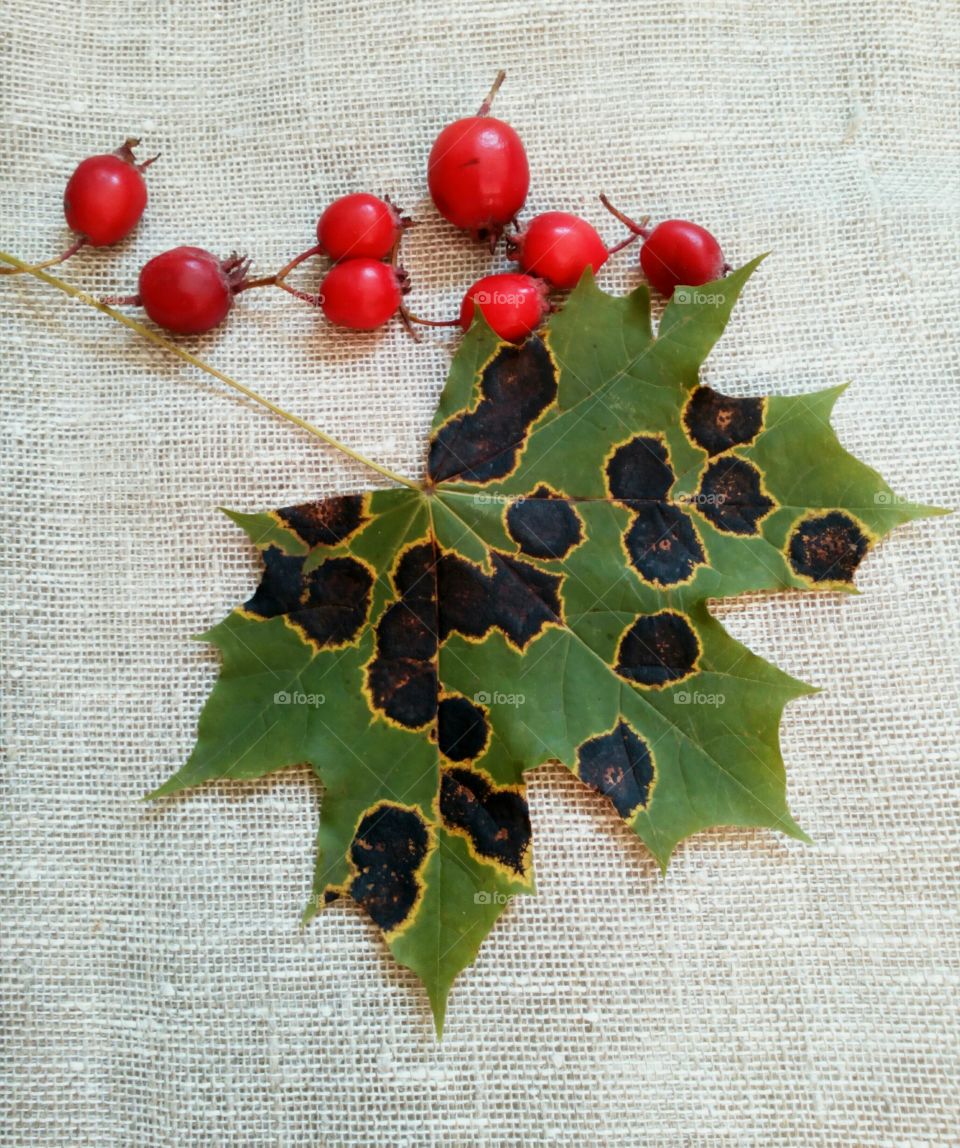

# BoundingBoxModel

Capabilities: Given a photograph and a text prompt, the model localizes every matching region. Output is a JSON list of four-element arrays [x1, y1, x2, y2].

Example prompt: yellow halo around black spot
[[615, 610, 701, 688], [786, 510, 872, 585]]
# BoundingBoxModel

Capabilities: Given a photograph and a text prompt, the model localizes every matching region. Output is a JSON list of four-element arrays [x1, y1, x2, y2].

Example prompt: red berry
[[508, 211, 608, 289], [460, 273, 549, 342], [63, 140, 152, 247], [320, 258, 403, 330], [640, 220, 725, 298], [428, 73, 529, 243], [317, 194, 405, 261], [138, 247, 241, 335]]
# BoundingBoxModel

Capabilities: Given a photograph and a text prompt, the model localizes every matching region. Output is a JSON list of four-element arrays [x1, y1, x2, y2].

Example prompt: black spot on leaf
[[245, 546, 308, 618], [348, 804, 430, 933], [437, 551, 562, 649], [428, 338, 558, 484], [440, 768, 531, 875], [788, 511, 870, 584], [606, 436, 675, 504], [683, 386, 764, 456], [293, 558, 373, 646], [276, 494, 367, 547], [696, 457, 775, 535], [616, 611, 700, 687], [624, 503, 706, 586], [577, 721, 656, 818], [246, 550, 373, 648], [438, 696, 490, 762], [505, 486, 584, 559], [367, 542, 439, 729]]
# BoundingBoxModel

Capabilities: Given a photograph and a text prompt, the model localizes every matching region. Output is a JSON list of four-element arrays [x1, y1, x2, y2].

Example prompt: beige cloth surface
[[2, 1, 959, 1144]]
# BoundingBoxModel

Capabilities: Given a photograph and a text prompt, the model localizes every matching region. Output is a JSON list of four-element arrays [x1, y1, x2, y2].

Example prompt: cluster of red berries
[[7, 74, 729, 344]]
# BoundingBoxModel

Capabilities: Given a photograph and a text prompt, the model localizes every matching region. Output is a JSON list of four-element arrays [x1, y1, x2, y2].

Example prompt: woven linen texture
[[1, 0, 958, 1144]]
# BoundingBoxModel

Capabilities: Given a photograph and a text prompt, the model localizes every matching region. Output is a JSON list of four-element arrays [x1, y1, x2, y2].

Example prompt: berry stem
[[272, 244, 324, 307], [477, 70, 506, 116], [233, 274, 277, 293], [599, 194, 652, 239], [400, 310, 459, 328], [276, 281, 323, 307], [275, 244, 322, 282], [606, 230, 644, 256], [0, 249, 419, 491], [0, 236, 87, 276]]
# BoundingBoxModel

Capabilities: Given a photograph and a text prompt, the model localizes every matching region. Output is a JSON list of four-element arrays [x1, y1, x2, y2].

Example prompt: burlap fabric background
[[2, 1, 958, 1144]]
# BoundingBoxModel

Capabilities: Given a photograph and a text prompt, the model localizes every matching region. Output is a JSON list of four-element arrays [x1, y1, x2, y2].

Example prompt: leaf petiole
[[0, 249, 421, 491]]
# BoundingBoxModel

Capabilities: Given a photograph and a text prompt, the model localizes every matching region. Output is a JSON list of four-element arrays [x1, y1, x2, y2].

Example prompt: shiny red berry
[[508, 211, 608, 289], [640, 220, 725, 298], [317, 194, 406, 261], [428, 72, 529, 244], [63, 139, 153, 247], [138, 247, 243, 335], [320, 258, 403, 330], [460, 273, 549, 342]]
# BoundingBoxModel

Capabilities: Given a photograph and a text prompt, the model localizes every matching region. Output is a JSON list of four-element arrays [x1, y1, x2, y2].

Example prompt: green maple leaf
[[150, 259, 940, 1032]]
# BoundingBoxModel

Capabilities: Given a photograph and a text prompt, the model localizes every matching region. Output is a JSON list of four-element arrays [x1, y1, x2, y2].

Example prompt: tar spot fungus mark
[[696, 456, 775, 535], [245, 546, 306, 618], [366, 542, 439, 729], [245, 549, 373, 648], [616, 610, 701, 688], [683, 385, 765, 456], [437, 550, 562, 650], [505, 485, 584, 560], [438, 695, 490, 762], [440, 768, 531, 876], [428, 338, 558, 484], [624, 503, 706, 586], [788, 511, 871, 584], [347, 803, 431, 934], [603, 440, 704, 587], [276, 494, 367, 547], [606, 435, 675, 504], [577, 721, 656, 818]]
